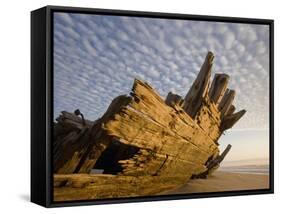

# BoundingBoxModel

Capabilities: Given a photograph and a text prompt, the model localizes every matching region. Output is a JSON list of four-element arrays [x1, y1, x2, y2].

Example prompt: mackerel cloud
[[53, 13, 269, 130]]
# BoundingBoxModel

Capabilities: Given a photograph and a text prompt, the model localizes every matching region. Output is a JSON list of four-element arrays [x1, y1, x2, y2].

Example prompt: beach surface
[[162, 171, 269, 195]]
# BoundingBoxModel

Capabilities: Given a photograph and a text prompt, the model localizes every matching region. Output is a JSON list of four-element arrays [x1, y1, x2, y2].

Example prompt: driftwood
[[53, 52, 246, 201]]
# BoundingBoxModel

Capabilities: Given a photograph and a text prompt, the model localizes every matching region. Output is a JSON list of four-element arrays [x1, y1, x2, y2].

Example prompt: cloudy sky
[[53, 13, 270, 162]]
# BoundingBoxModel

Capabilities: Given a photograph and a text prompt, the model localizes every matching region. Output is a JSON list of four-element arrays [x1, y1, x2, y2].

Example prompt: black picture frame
[[31, 5, 274, 208]]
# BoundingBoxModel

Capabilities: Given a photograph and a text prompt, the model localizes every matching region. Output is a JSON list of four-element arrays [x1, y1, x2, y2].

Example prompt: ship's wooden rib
[[183, 52, 213, 118], [192, 144, 232, 179], [221, 110, 246, 131], [209, 73, 229, 105], [219, 89, 236, 117], [53, 52, 246, 201], [226, 105, 236, 116]]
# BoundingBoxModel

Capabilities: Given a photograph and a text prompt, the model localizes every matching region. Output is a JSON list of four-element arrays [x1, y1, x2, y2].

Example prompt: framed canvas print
[[31, 5, 274, 207]]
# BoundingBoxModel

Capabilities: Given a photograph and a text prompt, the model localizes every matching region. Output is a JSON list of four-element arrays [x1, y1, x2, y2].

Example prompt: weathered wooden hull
[[53, 52, 245, 201]]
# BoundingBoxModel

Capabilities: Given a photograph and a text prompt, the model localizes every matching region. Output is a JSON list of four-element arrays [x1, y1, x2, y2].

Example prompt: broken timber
[[53, 52, 246, 201]]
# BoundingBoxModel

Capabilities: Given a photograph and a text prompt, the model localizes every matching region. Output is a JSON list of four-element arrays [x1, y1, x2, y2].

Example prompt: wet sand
[[162, 171, 269, 195]]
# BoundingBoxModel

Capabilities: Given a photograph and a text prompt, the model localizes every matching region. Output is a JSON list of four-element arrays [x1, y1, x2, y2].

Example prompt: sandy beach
[[162, 171, 269, 195]]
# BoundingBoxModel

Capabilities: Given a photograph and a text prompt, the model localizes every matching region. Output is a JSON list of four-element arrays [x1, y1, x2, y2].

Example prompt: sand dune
[[162, 171, 269, 195]]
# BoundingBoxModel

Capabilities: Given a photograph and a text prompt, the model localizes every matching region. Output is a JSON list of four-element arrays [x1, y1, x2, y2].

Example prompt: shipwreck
[[53, 52, 246, 201]]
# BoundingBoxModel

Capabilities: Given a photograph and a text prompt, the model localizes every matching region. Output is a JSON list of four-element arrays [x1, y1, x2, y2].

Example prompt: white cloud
[[82, 38, 97, 57], [220, 56, 228, 66], [236, 43, 246, 54], [57, 13, 74, 26], [256, 41, 267, 54], [223, 31, 235, 49]]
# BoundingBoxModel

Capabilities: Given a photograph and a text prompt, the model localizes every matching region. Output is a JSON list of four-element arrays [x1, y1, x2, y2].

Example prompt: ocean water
[[219, 165, 269, 175]]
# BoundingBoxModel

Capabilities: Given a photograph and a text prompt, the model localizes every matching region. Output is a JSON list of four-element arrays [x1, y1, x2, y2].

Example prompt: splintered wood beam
[[192, 144, 232, 179], [219, 89, 236, 116], [221, 110, 246, 131], [165, 92, 184, 107], [225, 105, 235, 116], [209, 73, 229, 105], [183, 51, 214, 118], [207, 144, 232, 170], [218, 144, 232, 162]]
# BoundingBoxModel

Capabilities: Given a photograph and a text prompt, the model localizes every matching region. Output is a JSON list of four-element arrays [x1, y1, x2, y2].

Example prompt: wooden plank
[[219, 89, 236, 116], [225, 105, 235, 116], [183, 51, 214, 118], [159, 156, 206, 176], [75, 139, 110, 173], [209, 73, 229, 105], [53, 174, 187, 201], [104, 105, 214, 158], [54, 128, 88, 173], [165, 92, 184, 107], [221, 110, 246, 131], [128, 80, 219, 151], [119, 151, 168, 176], [195, 103, 221, 141]]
